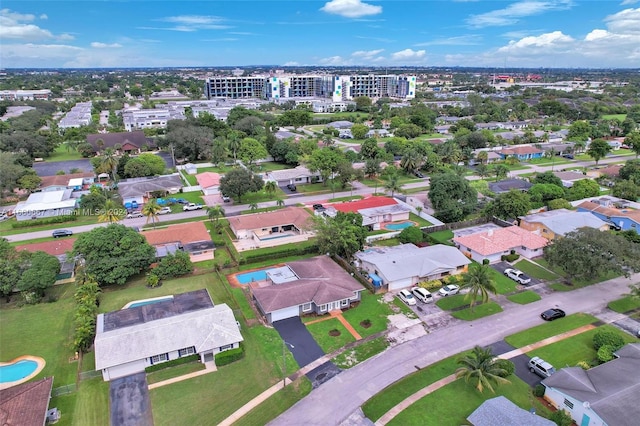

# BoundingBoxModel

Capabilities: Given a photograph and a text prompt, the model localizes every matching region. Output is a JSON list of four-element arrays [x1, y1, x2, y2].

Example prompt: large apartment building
[[204, 74, 416, 101]]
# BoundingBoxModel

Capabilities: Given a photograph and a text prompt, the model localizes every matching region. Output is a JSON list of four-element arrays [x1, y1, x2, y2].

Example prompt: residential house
[[453, 226, 548, 263], [15, 238, 77, 281], [467, 396, 555, 426], [0, 377, 54, 426], [519, 209, 610, 240], [14, 189, 78, 221], [498, 146, 543, 161], [196, 172, 222, 196], [142, 222, 215, 262], [250, 256, 364, 323], [542, 343, 640, 426], [435, 124, 452, 134], [354, 244, 472, 291], [39, 172, 95, 192], [540, 142, 575, 155], [366, 129, 390, 138], [471, 149, 502, 165], [586, 164, 622, 179], [488, 179, 533, 195], [86, 131, 155, 155], [95, 289, 242, 381], [227, 207, 313, 250], [330, 196, 410, 231], [552, 171, 589, 188], [577, 198, 640, 234], [266, 165, 322, 187], [326, 120, 353, 129], [117, 174, 183, 206]]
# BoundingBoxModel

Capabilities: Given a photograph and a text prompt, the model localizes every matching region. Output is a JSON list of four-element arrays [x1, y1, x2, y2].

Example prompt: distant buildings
[[58, 101, 92, 129], [0, 89, 51, 101]]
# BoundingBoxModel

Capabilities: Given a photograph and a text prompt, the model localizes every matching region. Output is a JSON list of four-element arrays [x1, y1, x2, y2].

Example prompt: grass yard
[[513, 259, 560, 281], [328, 195, 362, 203], [146, 362, 206, 384], [435, 294, 470, 311], [426, 230, 453, 244], [0, 213, 100, 236], [489, 268, 518, 294], [506, 290, 542, 305], [607, 295, 640, 313], [602, 114, 626, 121], [527, 324, 638, 368], [70, 378, 110, 426], [387, 376, 550, 426], [254, 162, 294, 172], [409, 212, 432, 227], [237, 189, 284, 205], [47, 144, 84, 162], [391, 297, 418, 319], [403, 186, 430, 194], [341, 292, 393, 337], [505, 313, 598, 348], [305, 318, 356, 354], [176, 191, 205, 204], [294, 182, 332, 195], [374, 237, 401, 247], [332, 337, 389, 369], [534, 258, 621, 291], [451, 302, 503, 320]]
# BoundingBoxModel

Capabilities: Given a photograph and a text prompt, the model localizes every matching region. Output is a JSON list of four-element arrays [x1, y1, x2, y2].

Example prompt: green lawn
[[294, 182, 332, 195], [375, 237, 401, 247], [435, 294, 470, 310], [391, 297, 418, 319], [528, 324, 638, 368], [175, 191, 205, 204], [403, 186, 430, 194], [513, 259, 559, 281], [506, 290, 541, 305], [489, 268, 518, 294], [534, 258, 620, 291], [239, 188, 285, 204], [451, 302, 503, 320], [328, 195, 362, 202], [254, 162, 294, 172], [305, 318, 356, 354], [341, 292, 393, 337], [426, 230, 453, 244], [387, 376, 550, 426], [0, 213, 101, 236], [332, 337, 389, 369], [46, 144, 84, 162], [505, 313, 598, 348], [409, 212, 432, 227], [608, 295, 640, 313], [146, 362, 205, 384], [69, 378, 110, 426], [602, 114, 626, 121]]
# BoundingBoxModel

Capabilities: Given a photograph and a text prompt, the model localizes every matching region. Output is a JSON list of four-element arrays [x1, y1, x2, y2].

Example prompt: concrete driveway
[[109, 373, 154, 426], [491, 261, 541, 286]]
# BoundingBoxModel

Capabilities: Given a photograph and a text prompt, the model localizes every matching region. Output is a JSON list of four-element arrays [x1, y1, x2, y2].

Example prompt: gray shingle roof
[[519, 209, 608, 236], [488, 178, 533, 194], [467, 396, 555, 426], [118, 174, 183, 198]]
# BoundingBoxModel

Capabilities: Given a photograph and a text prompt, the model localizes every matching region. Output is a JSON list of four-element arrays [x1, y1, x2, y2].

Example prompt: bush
[[215, 346, 244, 366], [597, 344, 615, 363], [495, 359, 515, 377], [145, 354, 199, 373], [419, 279, 442, 291], [576, 360, 590, 370], [502, 253, 520, 262], [11, 214, 78, 228], [242, 244, 318, 264], [152, 251, 193, 279], [482, 258, 490, 265], [146, 273, 160, 288], [398, 226, 425, 244], [593, 330, 625, 351], [533, 384, 546, 397], [550, 409, 573, 426]]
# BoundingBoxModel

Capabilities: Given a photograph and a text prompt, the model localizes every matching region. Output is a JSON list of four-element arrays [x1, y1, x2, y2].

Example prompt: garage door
[[271, 306, 300, 322]]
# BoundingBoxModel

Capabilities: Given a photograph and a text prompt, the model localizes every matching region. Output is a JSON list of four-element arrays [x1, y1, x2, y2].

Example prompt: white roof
[[520, 209, 609, 236], [68, 178, 84, 186], [94, 304, 243, 370], [267, 166, 315, 181], [15, 189, 76, 212]]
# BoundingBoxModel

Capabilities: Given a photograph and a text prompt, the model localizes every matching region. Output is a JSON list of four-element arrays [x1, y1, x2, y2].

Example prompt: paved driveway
[[492, 261, 541, 286], [487, 340, 542, 387], [109, 373, 154, 426], [273, 317, 325, 367]]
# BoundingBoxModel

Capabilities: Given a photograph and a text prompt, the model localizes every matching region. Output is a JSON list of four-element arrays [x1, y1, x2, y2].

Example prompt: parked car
[[528, 356, 556, 378], [222, 194, 231, 203], [158, 207, 172, 215], [504, 268, 532, 285], [126, 211, 143, 219], [286, 183, 297, 192], [183, 203, 203, 211], [398, 289, 417, 306], [313, 203, 324, 210], [414, 171, 425, 178], [438, 284, 460, 297], [411, 287, 433, 303], [562, 154, 574, 159], [541, 308, 566, 321], [52, 229, 73, 238]]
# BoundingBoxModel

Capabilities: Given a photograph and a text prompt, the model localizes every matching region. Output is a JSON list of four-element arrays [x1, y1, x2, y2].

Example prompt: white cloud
[[283, 61, 299, 66], [91, 42, 123, 49], [146, 15, 232, 31], [415, 35, 482, 46], [320, 0, 382, 18], [620, 0, 638, 5], [39, 14, 48, 20], [201, 38, 238, 42], [390, 48, 426, 62], [355, 35, 394, 43], [466, 0, 573, 28], [319, 55, 347, 65], [0, 9, 73, 41], [351, 49, 384, 58], [499, 31, 574, 51], [604, 7, 640, 34]]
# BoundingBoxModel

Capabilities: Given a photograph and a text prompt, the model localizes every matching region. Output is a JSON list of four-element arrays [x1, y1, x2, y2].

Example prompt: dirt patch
[[360, 319, 372, 328], [329, 329, 341, 337]]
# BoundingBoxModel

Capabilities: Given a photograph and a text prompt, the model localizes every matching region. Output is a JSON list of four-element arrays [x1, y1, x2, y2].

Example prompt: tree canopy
[[312, 212, 367, 260], [488, 190, 532, 220], [219, 168, 264, 203], [428, 173, 478, 222]]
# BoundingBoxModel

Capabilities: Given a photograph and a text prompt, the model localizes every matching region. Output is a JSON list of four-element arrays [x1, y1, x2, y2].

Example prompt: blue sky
[[1, 1, 639, 68]]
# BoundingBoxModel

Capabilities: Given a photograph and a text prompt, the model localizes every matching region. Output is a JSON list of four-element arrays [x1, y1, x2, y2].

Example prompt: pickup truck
[[183, 203, 203, 211], [504, 268, 532, 285]]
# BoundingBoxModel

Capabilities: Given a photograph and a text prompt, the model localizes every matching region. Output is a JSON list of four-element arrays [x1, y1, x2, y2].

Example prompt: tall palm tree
[[227, 131, 242, 163], [476, 151, 488, 165], [249, 202, 259, 211], [460, 264, 497, 310], [99, 148, 119, 181], [384, 175, 402, 197], [276, 198, 285, 207], [321, 134, 334, 147], [98, 199, 125, 224], [494, 164, 509, 181], [207, 205, 225, 233], [456, 346, 510, 393], [264, 181, 278, 197], [142, 199, 161, 229]]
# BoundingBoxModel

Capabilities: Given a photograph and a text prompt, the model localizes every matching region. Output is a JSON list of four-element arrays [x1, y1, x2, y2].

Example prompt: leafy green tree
[[17, 172, 42, 193], [532, 171, 563, 187], [210, 137, 228, 166], [550, 409, 573, 426], [384, 175, 402, 197], [312, 211, 366, 261], [0, 239, 28, 301], [488, 190, 532, 220], [152, 251, 193, 279], [123, 153, 165, 177], [307, 148, 345, 186], [79, 192, 107, 212], [625, 131, 640, 158], [234, 116, 264, 137], [567, 121, 593, 141], [566, 179, 601, 201], [529, 183, 566, 204], [73, 224, 156, 286], [364, 159, 381, 178], [460, 264, 497, 310], [455, 346, 510, 393], [587, 139, 611, 165], [360, 138, 379, 160], [394, 123, 423, 139], [17, 251, 60, 301], [351, 123, 369, 140], [612, 179, 640, 201], [619, 159, 640, 184], [398, 226, 424, 245], [543, 228, 640, 283], [279, 110, 312, 128], [142, 199, 162, 228], [238, 137, 268, 165], [429, 173, 478, 222], [547, 198, 572, 210], [219, 168, 264, 203], [493, 164, 509, 181], [354, 96, 372, 112]]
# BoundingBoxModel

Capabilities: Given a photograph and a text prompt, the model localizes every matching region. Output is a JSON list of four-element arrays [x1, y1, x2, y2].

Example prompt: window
[[178, 346, 195, 357], [563, 399, 574, 410], [302, 303, 312, 312], [150, 353, 168, 364], [219, 344, 234, 351], [542, 228, 548, 233], [341, 299, 349, 306], [319, 304, 327, 312]]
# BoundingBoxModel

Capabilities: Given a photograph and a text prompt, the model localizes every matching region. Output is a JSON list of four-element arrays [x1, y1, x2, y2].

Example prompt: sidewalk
[[374, 324, 597, 425], [147, 361, 217, 390]]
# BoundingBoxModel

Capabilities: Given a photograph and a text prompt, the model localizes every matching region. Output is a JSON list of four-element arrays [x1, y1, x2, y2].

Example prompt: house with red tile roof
[[15, 238, 77, 281], [0, 377, 54, 426], [39, 172, 95, 192], [196, 172, 222, 196], [577, 200, 640, 234], [141, 222, 214, 262], [331, 196, 410, 230], [228, 207, 313, 250], [453, 226, 548, 263], [498, 145, 543, 160]]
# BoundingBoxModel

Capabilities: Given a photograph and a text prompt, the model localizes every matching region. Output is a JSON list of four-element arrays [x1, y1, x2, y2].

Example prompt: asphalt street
[[270, 272, 638, 426]]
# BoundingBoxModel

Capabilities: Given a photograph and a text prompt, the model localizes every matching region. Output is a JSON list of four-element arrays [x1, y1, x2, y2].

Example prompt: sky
[[1, 0, 639, 69]]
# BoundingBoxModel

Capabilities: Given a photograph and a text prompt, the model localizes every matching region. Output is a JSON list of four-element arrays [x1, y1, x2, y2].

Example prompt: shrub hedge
[[145, 354, 199, 373], [239, 244, 318, 264], [12, 214, 78, 228], [593, 330, 625, 351], [215, 347, 244, 366]]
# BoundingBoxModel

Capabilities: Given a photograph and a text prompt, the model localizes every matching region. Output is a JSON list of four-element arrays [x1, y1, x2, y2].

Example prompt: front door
[[580, 414, 590, 426]]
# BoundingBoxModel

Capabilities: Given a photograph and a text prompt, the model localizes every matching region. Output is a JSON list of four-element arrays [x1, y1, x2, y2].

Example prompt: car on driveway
[[541, 308, 566, 321], [52, 229, 73, 238], [183, 203, 203, 211], [126, 211, 143, 219], [438, 284, 460, 297], [411, 287, 433, 303], [504, 268, 532, 285], [158, 207, 172, 215], [398, 289, 417, 306], [287, 183, 297, 192], [528, 356, 556, 378]]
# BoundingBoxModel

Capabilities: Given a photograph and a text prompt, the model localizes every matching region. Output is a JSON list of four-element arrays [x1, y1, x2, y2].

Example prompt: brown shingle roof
[[228, 207, 311, 233], [40, 172, 95, 189], [86, 131, 153, 151], [142, 222, 211, 246], [499, 146, 543, 155], [0, 377, 53, 426]]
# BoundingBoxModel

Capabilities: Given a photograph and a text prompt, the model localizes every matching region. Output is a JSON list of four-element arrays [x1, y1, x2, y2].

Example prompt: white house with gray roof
[[265, 165, 322, 187], [355, 244, 471, 291], [467, 396, 554, 426], [519, 209, 609, 240], [117, 174, 183, 206], [94, 289, 242, 381], [542, 343, 640, 426]]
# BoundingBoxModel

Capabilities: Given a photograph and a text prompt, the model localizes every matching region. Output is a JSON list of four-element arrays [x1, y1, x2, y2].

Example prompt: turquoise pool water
[[236, 269, 272, 284], [0, 360, 38, 383], [385, 221, 416, 230], [257, 233, 294, 241], [128, 297, 173, 309]]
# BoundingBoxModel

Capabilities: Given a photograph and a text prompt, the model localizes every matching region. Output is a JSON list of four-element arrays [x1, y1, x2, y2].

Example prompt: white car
[[183, 203, 203, 211], [398, 289, 417, 306], [438, 284, 460, 297], [126, 211, 143, 219], [411, 287, 434, 303], [158, 207, 172, 215], [504, 268, 532, 285]]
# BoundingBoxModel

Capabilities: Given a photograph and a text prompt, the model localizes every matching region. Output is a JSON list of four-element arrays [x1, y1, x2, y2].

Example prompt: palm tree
[[494, 164, 509, 181], [275, 198, 285, 207], [460, 264, 497, 310], [322, 134, 334, 147], [99, 148, 119, 181], [400, 152, 418, 174], [264, 181, 278, 198], [574, 140, 587, 154], [384, 175, 402, 197], [456, 346, 510, 393], [227, 131, 242, 163], [142, 199, 161, 229], [207, 205, 225, 233], [476, 151, 488, 165], [628, 284, 640, 299], [98, 199, 125, 224]]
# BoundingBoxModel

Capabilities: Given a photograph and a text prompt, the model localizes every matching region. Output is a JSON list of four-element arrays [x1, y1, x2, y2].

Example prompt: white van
[[528, 356, 555, 378], [411, 287, 434, 303]]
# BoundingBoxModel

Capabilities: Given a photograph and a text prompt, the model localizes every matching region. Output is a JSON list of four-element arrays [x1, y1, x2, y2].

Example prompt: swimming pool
[[257, 232, 294, 241], [385, 221, 417, 231], [235, 268, 273, 284], [0, 360, 38, 383], [123, 296, 174, 309]]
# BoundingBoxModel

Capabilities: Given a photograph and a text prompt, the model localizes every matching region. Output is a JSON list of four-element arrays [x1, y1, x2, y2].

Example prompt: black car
[[541, 308, 566, 321], [562, 154, 574, 159], [52, 229, 73, 238], [415, 171, 425, 178], [313, 204, 324, 210], [286, 184, 297, 191]]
